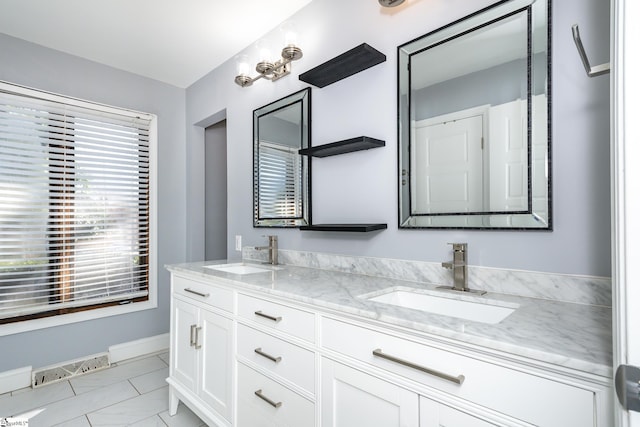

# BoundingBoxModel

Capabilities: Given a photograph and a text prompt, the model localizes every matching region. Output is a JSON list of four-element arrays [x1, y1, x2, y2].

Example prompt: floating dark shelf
[[299, 136, 385, 158], [300, 224, 388, 232], [299, 43, 386, 88]]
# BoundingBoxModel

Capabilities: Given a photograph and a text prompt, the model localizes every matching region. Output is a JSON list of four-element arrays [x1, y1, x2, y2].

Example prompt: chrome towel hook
[[571, 24, 610, 77]]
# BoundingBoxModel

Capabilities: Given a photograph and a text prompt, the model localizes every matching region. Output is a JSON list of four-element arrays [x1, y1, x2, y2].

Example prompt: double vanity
[[166, 250, 613, 427]]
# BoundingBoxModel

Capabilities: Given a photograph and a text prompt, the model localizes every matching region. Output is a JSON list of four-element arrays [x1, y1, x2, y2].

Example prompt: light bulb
[[281, 21, 298, 47], [235, 54, 250, 76], [255, 40, 272, 63]]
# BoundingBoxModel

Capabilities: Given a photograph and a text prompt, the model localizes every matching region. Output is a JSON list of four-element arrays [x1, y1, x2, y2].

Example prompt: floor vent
[[32, 353, 110, 387]]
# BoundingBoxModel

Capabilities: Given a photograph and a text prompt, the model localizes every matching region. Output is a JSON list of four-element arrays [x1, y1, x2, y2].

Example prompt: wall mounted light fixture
[[234, 22, 303, 87]]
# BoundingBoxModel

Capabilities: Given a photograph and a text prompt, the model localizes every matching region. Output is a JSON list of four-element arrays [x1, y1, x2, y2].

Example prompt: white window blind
[[257, 141, 303, 220], [0, 83, 152, 323]]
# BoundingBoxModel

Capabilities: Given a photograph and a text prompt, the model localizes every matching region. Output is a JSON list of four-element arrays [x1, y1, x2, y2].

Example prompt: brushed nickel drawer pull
[[372, 348, 465, 385], [185, 288, 209, 298], [254, 310, 282, 322], [254, 389, 282, 408], [254, 347, 282, 363], [194, 326, 202, 349], [189, 324, 197, 347]]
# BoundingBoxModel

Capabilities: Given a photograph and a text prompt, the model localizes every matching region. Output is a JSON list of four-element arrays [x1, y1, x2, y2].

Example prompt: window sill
[[0, 294, 158, 337]]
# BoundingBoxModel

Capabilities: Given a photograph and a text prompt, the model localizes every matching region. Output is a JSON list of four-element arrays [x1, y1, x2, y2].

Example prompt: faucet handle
[[447, 242, 467, 252]]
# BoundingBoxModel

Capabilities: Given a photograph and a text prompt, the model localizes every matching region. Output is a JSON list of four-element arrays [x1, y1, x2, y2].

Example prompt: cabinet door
[[199, 309, 233, 421], [322, 358, 418, 427], [171, 298, 199, 391], [420, 398, 498, 427]]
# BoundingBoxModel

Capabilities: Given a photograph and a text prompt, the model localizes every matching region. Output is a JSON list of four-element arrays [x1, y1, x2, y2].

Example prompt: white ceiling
[[412, 11, 528, 90], [0, 0, 313, 88]]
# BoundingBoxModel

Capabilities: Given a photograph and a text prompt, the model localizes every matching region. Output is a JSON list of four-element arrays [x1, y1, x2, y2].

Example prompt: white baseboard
[[0, 366, 32, 395], [108, 333, 169, 363]]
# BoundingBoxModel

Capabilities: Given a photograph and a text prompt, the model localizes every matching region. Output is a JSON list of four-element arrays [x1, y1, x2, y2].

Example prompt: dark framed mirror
[[253, 88, 311, 227], [398, 0, 551, 229]]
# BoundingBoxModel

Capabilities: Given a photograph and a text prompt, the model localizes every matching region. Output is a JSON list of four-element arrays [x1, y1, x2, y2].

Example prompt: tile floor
[[0, 352, 207, 426]]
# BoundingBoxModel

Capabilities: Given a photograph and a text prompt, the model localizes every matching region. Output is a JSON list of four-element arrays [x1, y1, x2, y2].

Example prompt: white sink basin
[[204, 263, 279, 275], [365, 288, 518, 324]]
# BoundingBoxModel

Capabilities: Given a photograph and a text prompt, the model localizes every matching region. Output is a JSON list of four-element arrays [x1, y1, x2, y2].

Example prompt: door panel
[[613, 0, 640, 425], [412, 115, 484, 214], [488, 99, 528, 212], [172, 298, 198, 392], [200, 310, 233, 421], [322, 358, 419, 427]]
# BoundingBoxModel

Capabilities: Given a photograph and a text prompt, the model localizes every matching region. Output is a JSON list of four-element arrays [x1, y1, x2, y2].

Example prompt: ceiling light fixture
[[379, 0, 405, 7], [234, 22, 303, 87]]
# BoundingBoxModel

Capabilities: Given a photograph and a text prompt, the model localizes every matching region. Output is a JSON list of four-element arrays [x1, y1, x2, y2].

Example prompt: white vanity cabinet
[[166, 268, 612, 427], [168, 275, 234, 427], [235, 293, 317, 427]]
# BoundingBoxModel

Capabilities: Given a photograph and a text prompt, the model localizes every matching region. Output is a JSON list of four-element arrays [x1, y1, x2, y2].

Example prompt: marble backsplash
[[243, 248, 612, 307]]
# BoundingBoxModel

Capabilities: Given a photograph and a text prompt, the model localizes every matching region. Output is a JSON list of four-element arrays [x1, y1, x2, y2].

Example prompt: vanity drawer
[[237, 362, 315, 427], [237, 324, 315, 394], [237, 293, 315, 343], [173, 275, 233, 313], [321, 317, 594, 427]]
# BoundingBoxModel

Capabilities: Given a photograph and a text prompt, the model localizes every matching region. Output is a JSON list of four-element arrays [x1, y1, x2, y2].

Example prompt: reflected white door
[[488, 99, 528, 212], [412, 115, 484, 214]]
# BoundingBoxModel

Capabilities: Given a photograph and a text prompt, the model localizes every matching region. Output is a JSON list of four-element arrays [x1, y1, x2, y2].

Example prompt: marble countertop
[[167, 260, 612, 378]]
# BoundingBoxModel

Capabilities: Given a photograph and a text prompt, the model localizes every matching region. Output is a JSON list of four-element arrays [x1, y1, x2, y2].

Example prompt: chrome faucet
[[440, 243, 485, 294], [255, 235, 278, 265]]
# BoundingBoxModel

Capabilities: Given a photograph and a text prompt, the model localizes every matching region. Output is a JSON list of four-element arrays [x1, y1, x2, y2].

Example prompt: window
[[0, 81, 156, 331], [257, 140, 303, 220]]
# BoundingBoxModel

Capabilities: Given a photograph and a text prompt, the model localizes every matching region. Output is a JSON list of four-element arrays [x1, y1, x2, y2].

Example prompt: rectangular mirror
[[254, 88, 311, 227], [398, 0, 551, 229]]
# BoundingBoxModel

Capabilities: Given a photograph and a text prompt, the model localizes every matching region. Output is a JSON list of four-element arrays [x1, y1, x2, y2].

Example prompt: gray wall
[[414, 53, 547, 120], [205, 121, 228, 260], [0, 34, 187, 372], [186, 0, 611, 277]]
